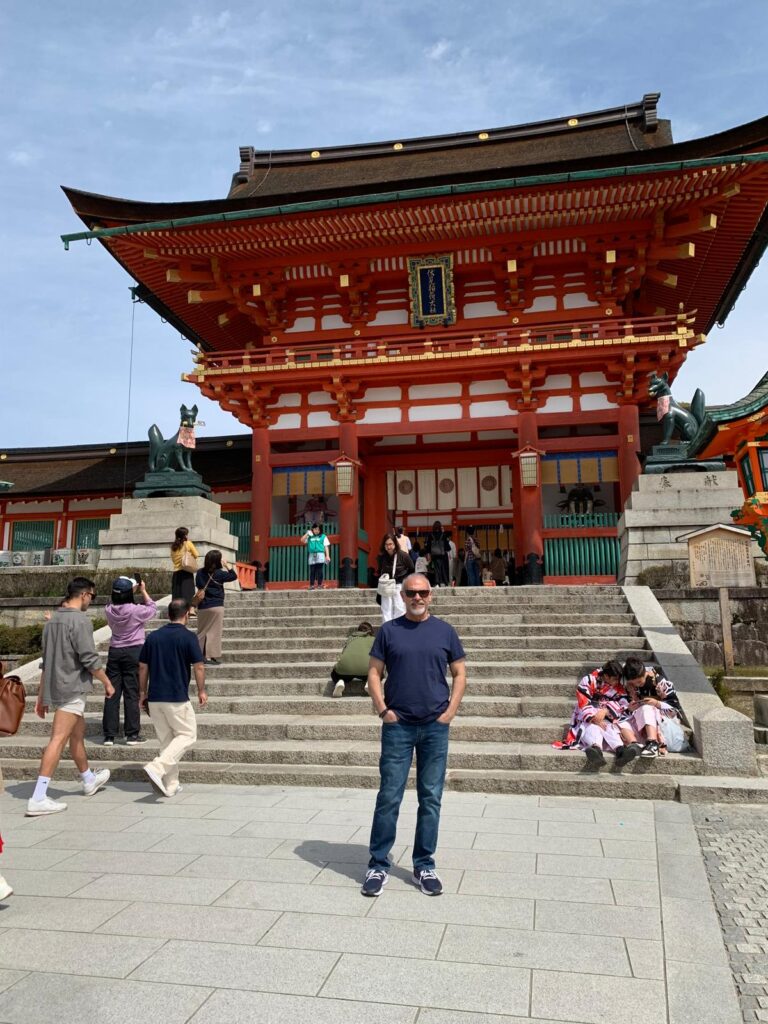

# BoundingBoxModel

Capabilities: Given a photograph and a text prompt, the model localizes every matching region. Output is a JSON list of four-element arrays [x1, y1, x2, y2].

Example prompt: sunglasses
[[404, 589, 431, 599]]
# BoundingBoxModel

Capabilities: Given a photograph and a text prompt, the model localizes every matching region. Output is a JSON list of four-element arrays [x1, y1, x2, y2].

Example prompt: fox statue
[[148, 404, 199, 473], [648, 372, 705, 445]]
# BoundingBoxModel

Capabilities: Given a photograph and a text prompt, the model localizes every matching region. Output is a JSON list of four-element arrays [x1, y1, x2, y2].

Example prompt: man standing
[[138, 598, 207, 797], [424, 521, 450, 588], [27, 577, 114, 816], [363, 574, 466, 897]]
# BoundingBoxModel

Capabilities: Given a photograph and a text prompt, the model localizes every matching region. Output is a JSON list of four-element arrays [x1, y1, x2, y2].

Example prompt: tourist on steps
[[376, 533, 414, 623], [194, 550, 238, 666], [139, 598, 207, 797], [553, 660, 642, 769], [621, 656, 683, 760], [102, 575, 157, 746], [301, 522, 331, 589], [362, 573, 466, 898], [27, 577, 113, 817], [330, 621, 377, 698], [170, 526, 199, 609]]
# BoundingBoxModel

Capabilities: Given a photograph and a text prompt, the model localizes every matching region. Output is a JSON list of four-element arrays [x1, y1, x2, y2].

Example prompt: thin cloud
[[425, 38, 451, 61]]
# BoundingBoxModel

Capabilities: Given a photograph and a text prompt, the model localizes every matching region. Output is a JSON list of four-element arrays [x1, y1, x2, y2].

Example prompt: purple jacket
[[105, 600, 157, 648]]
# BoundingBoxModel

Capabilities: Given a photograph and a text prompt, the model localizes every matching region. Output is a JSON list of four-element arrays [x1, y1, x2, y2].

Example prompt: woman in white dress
[[376, 534, 414, 623]]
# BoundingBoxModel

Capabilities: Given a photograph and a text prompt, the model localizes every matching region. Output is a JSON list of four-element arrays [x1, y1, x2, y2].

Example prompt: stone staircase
[[1, 586, 713, 798]]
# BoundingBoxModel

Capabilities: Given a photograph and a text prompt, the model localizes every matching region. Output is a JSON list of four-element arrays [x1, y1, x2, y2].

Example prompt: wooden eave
[[688, 371, 768, 459], [63, 156, 768, 352]]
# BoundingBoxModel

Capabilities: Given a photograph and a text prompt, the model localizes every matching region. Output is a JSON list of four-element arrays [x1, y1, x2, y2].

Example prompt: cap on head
[[111, 576, 137, 605]]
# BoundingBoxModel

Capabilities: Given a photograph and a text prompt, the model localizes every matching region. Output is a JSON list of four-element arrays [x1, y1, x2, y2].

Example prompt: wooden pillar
[[56, 499, 70, 549], [517, 410, 544, 584], [338, 420, 359, 585], [363, 462, 387, 553], [618, 404, 641, 508], [250, 425, 271, 564]]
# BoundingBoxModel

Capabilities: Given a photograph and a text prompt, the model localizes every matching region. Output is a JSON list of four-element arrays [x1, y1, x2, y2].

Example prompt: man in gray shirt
[[27, 577, 115, 816]]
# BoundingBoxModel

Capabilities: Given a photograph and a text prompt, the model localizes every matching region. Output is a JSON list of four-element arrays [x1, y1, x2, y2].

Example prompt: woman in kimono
[[554, 660, 642, 768], [621, 656, 683, 759]]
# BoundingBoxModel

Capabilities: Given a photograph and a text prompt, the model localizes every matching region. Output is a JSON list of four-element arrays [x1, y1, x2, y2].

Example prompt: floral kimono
[[621, 665, 682, 751], [553, 668, 630, 750]]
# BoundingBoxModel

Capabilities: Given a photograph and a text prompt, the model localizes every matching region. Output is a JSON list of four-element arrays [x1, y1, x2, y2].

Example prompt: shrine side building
[[3, 94, 768, 584]]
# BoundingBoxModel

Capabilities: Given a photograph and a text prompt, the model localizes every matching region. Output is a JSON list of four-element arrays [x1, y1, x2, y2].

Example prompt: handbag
[[191, 573, 215, 608], [181, 545, 197, 572], [0, 674, 26, 737], [660, 716, 688, 753], [376, 574, 399, 599]]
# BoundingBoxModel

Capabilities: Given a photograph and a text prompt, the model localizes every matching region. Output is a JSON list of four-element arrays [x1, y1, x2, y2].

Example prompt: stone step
[[22, 677, 580, 699], [225, 588, 626, 604], [0, 737, 704, 776], [206, 623, 645, 639], [0, 758, 681, 799], [22, 692, 576, 719], [15, 712, 569, 743], [216, 635, 650, 653], [202, 606, 638, 622], [219, 603, 632, 620], [187, 657, 649, 678]]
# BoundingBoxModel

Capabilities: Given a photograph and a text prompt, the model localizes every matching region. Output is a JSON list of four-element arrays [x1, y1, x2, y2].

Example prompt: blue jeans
[[368, 719, 450, 872], [465, 558, 481, 586]]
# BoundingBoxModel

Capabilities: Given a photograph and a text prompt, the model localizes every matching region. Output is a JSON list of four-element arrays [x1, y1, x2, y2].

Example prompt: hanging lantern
[[513, 445, 543, 488], [331, 454, 361, 496]]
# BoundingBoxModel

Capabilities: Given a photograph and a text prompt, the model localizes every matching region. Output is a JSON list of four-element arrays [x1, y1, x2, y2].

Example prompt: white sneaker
[[332, 680, 345, 698], [26, 796, 67, 817], [165, 784, 183, 798], [83, 768, 110, 797], [143, 764, 168, 797], [0, 876, 13, 900]]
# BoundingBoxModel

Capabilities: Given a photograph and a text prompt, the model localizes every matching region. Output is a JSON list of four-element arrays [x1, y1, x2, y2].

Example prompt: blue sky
[[2, 1, 767, 448]]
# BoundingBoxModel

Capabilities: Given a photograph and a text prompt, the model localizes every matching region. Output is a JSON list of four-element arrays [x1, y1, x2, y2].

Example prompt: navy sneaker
[[414, 868, 443, 896], [361, 868, 388, 897], [585, 746, 606, 768], [615, 742, 642, 767]]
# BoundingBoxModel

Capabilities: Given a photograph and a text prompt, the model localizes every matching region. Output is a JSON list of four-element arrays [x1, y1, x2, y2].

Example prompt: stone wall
[[654, 587, 768, 667]]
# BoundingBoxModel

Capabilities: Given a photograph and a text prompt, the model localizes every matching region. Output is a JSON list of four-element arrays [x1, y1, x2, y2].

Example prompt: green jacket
[[334, 631, 375, 679]]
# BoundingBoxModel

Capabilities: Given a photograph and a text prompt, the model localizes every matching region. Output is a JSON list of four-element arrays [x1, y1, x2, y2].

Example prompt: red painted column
[[56, 499, 70, 549], [516, 410, 544, 584], [617, 404, 641, 509], [250, 425, 272, 564], [363, 462, 387, 553], [338, 420, 359, 586]]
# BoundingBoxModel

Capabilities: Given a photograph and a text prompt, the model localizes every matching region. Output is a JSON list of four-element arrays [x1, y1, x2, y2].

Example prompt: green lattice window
[[740, 455, 756, 497], [11, 520, 55, 551], [75, 518, 110, 550], [222, 510, 251, 560]]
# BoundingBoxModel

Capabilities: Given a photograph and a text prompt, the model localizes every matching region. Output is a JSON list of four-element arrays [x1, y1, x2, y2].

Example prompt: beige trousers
[[147, 701, 197, 792], [196, 606, 224, 658]]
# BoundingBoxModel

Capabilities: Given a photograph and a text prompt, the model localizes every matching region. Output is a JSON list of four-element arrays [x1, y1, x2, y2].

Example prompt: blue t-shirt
[[139, 623, 204, 703], [370, 615, 466, 725]]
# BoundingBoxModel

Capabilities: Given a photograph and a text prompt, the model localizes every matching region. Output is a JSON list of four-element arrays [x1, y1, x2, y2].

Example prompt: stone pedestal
[[132, 469, 211, 500], [618, 470, 752, 584], [97, 496, 238, 570]]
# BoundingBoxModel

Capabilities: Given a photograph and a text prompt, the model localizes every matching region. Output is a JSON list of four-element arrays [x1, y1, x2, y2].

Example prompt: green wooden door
[[222, 511, 251, 561], [75, 518, 110, 550], [11, 520, 55, 551]]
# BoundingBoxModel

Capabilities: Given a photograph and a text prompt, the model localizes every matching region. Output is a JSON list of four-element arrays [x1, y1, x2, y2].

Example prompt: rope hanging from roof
[[121, 287, 139, 498]]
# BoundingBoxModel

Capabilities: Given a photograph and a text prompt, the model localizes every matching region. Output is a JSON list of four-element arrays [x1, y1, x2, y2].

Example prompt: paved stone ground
[[692, 804, 768, 1024], [0, 780, 743, 1024]]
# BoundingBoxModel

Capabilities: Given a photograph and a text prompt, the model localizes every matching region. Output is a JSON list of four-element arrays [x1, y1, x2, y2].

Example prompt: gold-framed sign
[[407, 254, 457, 328]]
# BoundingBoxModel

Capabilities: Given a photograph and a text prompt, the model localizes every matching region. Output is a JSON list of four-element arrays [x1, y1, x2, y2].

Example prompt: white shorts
[[51, 697, 86, 717]]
